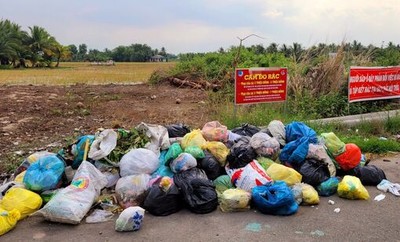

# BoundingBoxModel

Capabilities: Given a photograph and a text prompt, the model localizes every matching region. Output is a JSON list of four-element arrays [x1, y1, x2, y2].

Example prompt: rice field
[[0, 62, 175, 85]]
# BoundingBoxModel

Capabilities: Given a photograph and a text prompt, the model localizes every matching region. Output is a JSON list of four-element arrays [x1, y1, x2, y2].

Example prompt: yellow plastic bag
[[202, 141, 229, 166], [0, 208, 20, 236], [181, 129, 207, 150], [266, 163, 302, 186], [14, 171, 26, 183], [220, 189, 251, 212], [338, 175, 370, 200], [300, 183, 319, 205], [0, 187, 43, 220]]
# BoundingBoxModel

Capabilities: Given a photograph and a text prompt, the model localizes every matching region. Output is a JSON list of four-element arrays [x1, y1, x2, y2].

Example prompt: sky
[[1, 0, 400, 54]]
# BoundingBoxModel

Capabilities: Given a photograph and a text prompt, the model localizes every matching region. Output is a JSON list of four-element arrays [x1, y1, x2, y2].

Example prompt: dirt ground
[[0, 83, 210, 174]]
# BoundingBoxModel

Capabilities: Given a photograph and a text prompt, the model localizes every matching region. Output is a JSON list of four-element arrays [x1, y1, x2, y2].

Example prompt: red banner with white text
[[349, 66, 400, 103]]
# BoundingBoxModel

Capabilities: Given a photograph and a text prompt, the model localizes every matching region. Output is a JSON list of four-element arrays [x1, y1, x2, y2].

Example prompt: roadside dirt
[[0, 83, 210, 174]]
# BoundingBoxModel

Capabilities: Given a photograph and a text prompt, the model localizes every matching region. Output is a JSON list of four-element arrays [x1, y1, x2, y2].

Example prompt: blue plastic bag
[[23, 154, 65, 192], [152, 150, 174, 178], [252, 181, 298, 215], [71, 135, 95, 169], [317, 177, 340, 196], [279, 122, 318, 167]]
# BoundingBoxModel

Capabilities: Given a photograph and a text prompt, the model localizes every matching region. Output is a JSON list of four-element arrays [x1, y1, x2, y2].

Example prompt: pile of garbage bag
[[0, 120, 395, 236]]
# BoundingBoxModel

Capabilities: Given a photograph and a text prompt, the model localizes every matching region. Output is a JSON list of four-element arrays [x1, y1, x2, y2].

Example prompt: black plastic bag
[[353, 165, 386, 186], [173, 168, 218, 214], [198, 151, 222, 180], [299, 158, 330, 187], [231, 123, 260, 137], [165, 124, 191, 138], [143, 181, 182, 216], [226, 136, 257, 169]]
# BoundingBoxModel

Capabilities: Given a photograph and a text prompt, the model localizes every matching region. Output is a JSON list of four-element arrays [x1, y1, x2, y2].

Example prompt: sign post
[[235, 67, 288, 105]]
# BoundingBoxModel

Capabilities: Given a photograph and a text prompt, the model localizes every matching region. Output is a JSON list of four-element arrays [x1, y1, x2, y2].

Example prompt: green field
[[0, 62, 175, 85]]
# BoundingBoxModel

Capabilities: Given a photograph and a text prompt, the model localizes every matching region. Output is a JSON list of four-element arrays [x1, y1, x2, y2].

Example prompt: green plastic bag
[[213, 175, 234, 197], [320, 132, 345, 157], [165, 143, 183, 163], [184, 146, 205, 159]]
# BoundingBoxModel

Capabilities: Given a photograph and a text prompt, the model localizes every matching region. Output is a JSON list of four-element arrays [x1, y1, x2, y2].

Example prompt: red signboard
[[235, 67, 287, 105], [349, 66, 400, 103]]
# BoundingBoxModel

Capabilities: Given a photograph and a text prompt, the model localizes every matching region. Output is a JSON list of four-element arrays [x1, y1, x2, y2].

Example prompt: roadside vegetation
[[150, 41, 400, 154]]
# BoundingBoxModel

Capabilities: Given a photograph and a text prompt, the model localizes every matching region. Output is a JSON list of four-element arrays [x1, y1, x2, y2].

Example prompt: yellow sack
[[220, 189, 251, 212], [0, 187, 43, 220], [181, 129, 207, 150], [0, 208, 20, 236], [338, 175, 370, 200], [202, 141, 229, 166], [300, 183, 319, 205], [266, 163, 302, 186]]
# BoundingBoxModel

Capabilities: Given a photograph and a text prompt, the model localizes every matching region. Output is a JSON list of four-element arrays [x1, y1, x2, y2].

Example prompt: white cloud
[[263, 9, 283, 18]]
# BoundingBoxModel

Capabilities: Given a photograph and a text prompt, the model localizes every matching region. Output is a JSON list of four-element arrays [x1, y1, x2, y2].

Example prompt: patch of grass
[[0, 62, 175, 85], [341, 136, 400, 154]]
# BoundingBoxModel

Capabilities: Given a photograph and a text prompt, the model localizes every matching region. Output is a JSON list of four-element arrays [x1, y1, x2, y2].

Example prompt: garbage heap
[[0, 120, 394, 235]]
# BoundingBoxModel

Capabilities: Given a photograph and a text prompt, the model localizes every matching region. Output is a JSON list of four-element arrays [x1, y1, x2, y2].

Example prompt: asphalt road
[[2, 154, 400, 242]]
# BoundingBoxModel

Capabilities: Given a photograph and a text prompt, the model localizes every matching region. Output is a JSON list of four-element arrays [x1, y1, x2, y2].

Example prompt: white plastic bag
[[250, 132, 280, 160], [115, 174, 151, 209], [169, 153, 197, 173], [115, 206, 145, 232], [34, 161, 107, 224], [230, 160, 272, 192], [88, 129, 118, 161], [136, 122, 170, 156], [119, 148, 159, 177]]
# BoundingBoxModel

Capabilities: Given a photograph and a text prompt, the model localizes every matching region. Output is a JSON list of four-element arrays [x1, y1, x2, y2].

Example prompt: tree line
[[0, 19, 174, 68], [1, 19, 399, 68]]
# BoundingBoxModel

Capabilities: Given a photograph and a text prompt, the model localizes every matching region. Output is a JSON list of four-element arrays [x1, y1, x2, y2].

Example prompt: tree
[[0, 20, 26, 67], [78, 44, 88, 61], [68, 44, 78, 60], [159, 47, 167, 56], [266, 43, 278, 53], [25, 26, 57, 67], [53, 44, 71, 67]]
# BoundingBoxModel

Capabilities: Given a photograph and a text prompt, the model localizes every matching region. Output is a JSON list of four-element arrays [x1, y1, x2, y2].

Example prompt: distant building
[[150, 55, 167, 62]]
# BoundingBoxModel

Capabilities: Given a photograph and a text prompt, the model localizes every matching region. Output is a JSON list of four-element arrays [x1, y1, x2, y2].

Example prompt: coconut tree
[[0, 20, 24, 66], [25, 26, 56, 67], [53, 43, 71, 67]]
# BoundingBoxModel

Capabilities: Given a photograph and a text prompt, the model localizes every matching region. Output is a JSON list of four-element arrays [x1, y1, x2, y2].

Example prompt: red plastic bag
[[334, 143, 361, 171]]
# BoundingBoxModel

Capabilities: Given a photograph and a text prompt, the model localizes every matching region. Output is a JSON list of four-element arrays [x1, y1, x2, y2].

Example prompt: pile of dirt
[[0, 83, 210, 174]]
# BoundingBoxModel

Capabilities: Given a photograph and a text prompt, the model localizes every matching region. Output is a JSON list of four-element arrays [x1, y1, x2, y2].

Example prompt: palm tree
[[25, 26, 56, 67], [0, 20, 25, 67], [53, 44, 71, 67]]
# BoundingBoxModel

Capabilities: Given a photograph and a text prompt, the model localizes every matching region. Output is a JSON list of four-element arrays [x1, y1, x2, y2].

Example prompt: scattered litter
[[245, 222, 262, 232], [295, 231, 304, 234], [328, 200, 335, 205], [374, 194, 386, 201], [334, 208, 341, 213], [377, 179, 400, 196], [379, 137, 388, 141], [383, 159, 391, 162], [310, 230, 325, 237], [85, 209, 114, 223]]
